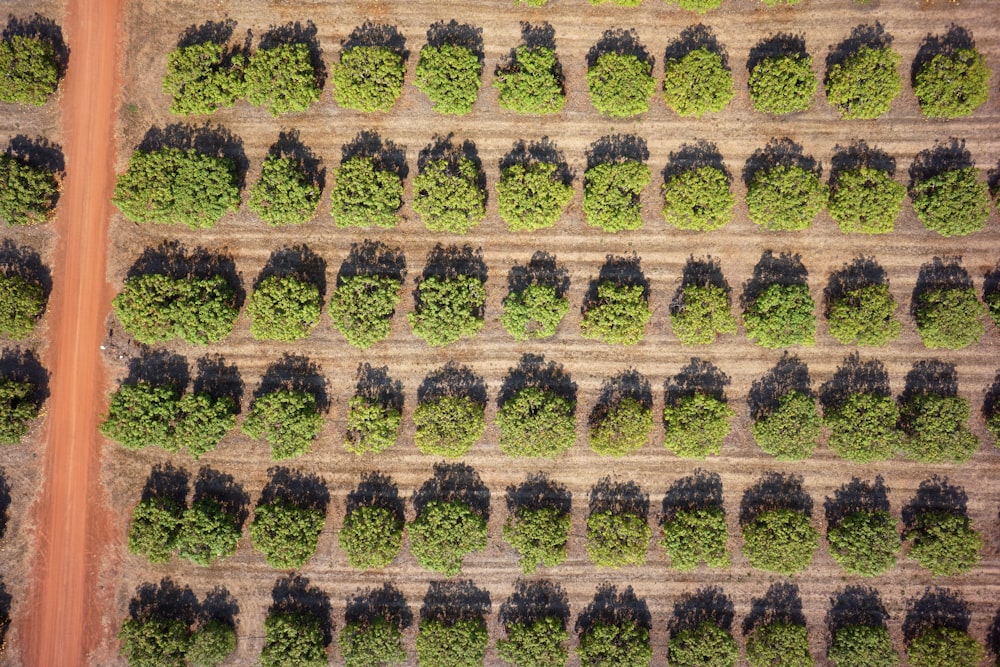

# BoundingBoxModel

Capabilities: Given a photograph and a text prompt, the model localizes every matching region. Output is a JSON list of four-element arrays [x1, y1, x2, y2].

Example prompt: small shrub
[[244, 43, 321, 115], [502, 506, 571, 574], [748, 54, 816, 115], [904, 511, 982, 575], [188, 619, 237, 667], [176, 498, 240, 567], [498, 616, 569, 667], [416, 618, 488, 667], [827, 510, 899, 576], [162, 41, 245, 116], [408, 275, 486, 347], [668, 621, 738, 667], [914, 287, 986, 349], [0, 35, 59, 106], [662, 166, 735, 231], [338, 505, 403, 569], [577, 621, 651, 667], [585, 510, 651, 567], [751, 390, 821, 460], [589, 397, 652, 456], [344, 395, 401, 455], [248, 275, 322, 342], [911, 167, 991, 237], [666, 0, 722, 13], [671, 284, 737, 345], [662, 48, 734, 117], [825, 46, 902, 119], [907, 627, 984, 667], [827, 285, 901, 346], [496, 162, 573, 232], [0, 378, 39, 445], [330, 45, 403, 112], [413, 396, 485, 457], [581, 282, 652, 345], [899, 393, 979, 463], [828, 167, 905, 234], [330, 156, 403, 229], [100, 382, 179, 452], [0, 274, 45, 339], [329, 274, 402, 349], [742, 508, 818, 574], [494, 46, 566, 115], [501, 283, 568, 341], [339, 617, 406, 667], [412, 158, 486, 233], [250, 497, 325, 569], [0, 153, 59, 226], [409, 499, 487, 575], [914, 48, 991, 118], [497, 387, 575, 458], [587, 53, 655, 118], [661, 506, 729, 570], [829, 625, 899, 667], [663, 392, 734, 458], [119, 615, 191, 667], [746, 165, 828, 231], [242, 389, 324, 460], [825, 392, 902, 462], [128, 496, 183, 563], [747, 623, 812, 667], [248, 154, 321, 226], [260, 611, 326, 667], [112, 273, 238, 345], [743, 283, 816, 348], [415, 44, 481, 115], [583, 161, 649, 232]]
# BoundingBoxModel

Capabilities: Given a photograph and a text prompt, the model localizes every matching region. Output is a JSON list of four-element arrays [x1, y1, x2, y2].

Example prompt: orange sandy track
[[22, 0, 123, 664]]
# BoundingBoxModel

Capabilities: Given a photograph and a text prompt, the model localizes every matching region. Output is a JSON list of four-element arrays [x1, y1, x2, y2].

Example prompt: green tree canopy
[[661, 506, 730, 570], [911, 167, 991, 237], [413, 396, 485, 458], [501, 283, 568, 341], [331, 45, 404, 112], [248, 154, 321, 226], [244, 43, 321, 115], [668, 621, 738, 667], [408, 274, 486, 346], [250, 497, 325, 569], [247, 275, 322, 342], [825, 392, 902, 462], [742, 508, 819, 574], [827, 510, 899, 576], [344, 394, 401, 455], [162, 41, 245, 116], [338, 617, 406, 667], [747, 623, 812, 667], [119, 615, 191, 667], [497, 387, 576, 458], [497, 162, 573, 232], [494, 46, 566, 115], [409, 499, 488, 576], [588, 53, 655, 117], [100, 382, 180, 452], [751, 391, 822, 461], [415, 43, 481, 115], [498, 616, 569, 667], [746, 165, 828, 231], [829, 625, 899, 667], [583, 161, 649, 232], [242, 389, 324, 460], [174, 392, 237, 459], [899, 393, 979, 463], [907, 627, 984, 667], [0, 153, 59, 226], [663, 48, 735, 117], [828, 167, 906, 234], [127, 496, 183, 563], [0, 378, 39, 445], [176, 498, 241, 567], [188, 619, 237, 667], [743, 283, 816, 348], [338, 505, 403, 569], [330, 156, 404, 228], [0, 274, 45, 339], [914, 48, 991, 118], [904, 510, 982, 575], [112, 273, 238, 345], [914, 287, 986, 349], [329, 275, 402, 349], [748, 53, 816, 115], [666, 0, 723, 13], [589, 397, 652, 457], [577, 621, 652, 667], [412, 158, 486, 233], [663, 392, 734, 458], [0, 35, 59, 106], [825, 46, 902, 119], [828, 285, 902, 346], [581, 282, 652, 345], [662, 166, 735, 231], [260, 611, 327, 667], [416, 618, 488, 667], [671, 284, 737, 345], [502, 506, 571, 574], [586, 510, 651, 568]]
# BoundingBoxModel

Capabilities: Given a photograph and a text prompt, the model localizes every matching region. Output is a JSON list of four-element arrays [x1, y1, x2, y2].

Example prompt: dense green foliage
[[409, 499, 488, 575], [585, 510, 651, 567], [661, 507, 730, 570], [581, 281, 652, 345], [188, 619, 237, 667], [914, 287, 986, 349], [0, 274, 45, 339], [827, 285, 902, 346], [825, 392, 902, 462], [904, 511, 983, 575], [412, 158, 486, 233], [907, 627, 984, 667], [162, 41, 245, 116], [497, 162, 573, 232], [413, 396, 485, 457], [742, 508, 819, 574], [417, 618, 488, 667], [502, 506, 571, 574], [827, 510, 899, 576], [119, 615, 191, 667], [746, 166, 828, 231], [828, 167, 906, 234], [260, 611, 327, 667], [899, 393, 979, 463], [127, 496, 183, 563], [825, 46, 902, 119], [248, 154, 321, 226], [247, 275, 321, 341], [587, 53, 655, 118], [250, 497, 325, 569], [914, 48, 991, 118], [663, 392, 734, 458], [666, 0, 723, 13], [408, 275, 486, 346], [338, 505, 403, 569], [0, 35, 59, 106], [331, 46, 404, 112], [911, 167, 991, 237], [494, 46, 566, 115], [339, 618, 406, 667], [415, 44, 481, 115], [987, 290, 1000, 330], [497, 387, 576, 458], [662, 48, 735, 117], [330, 156, 404, 228], [244, 43, 321, 115], [661, 166, 735, 231], [748, 54, 816, 115], [671, 284, 737, 345], [329, 274, 402, 349], [176, 498, 240, 567], [173, 392, 238, 459], [501, 283, 568, 341], [0, 379, 39, 445], [668, 621, 738, 667], [344, 394, 402, 455], [747, 623, 812, 667], [751, 390, 822, 460], [242, 389, 324, 460], [112, 273, 238, 345], [987, 410, 1000, 447], [589, 397, 653, 456], [743, 283, 816, 348], [577, 621, 652, 667], [112, 148, 239, 228], [583, 160, 649, 232], [0, 153, 59, 226], [497, 616, 569, 667], [829, 625, 899, 667]]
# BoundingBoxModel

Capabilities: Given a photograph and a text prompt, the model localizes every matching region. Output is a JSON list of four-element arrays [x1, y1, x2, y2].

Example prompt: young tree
[[586, 510, 651, 568], [331, 45, 404, 112], [412, 157, 486, 234], [825, 46, 902, 119], [498, 616, 569, 667], [828, 167, 906, 235], [408, 275, 486, 346], [247, 275, 322, 342], [589, 398, 652, 457], [245, 43, 322, 115], [100, 382, 180, 452], [329, 156, 404, 229], [502, 506, 571, 574], [583, 161, 649, 232], [581, 282, 652, 345], [344, 394, 402, 455], [742, 509, 819, 574], [748, 53, 816, 115], [127, 496, 184, 563], [0, 274, 45, 339], [825, 392, 902, 462], [907, 627, 984, 667], [663, 392, 734, 459], [494, 46, 566, 115], [577, 621, 651, 667], [176, 498, 241, 566], [0, 35, 60, 106], [112, 273, 239, 345], [241, 389, 324, 460], [671, 284, 737, 345], [497, 387, 576, 458], [743, 283, 816, 348], [415, 43, 481, 115], [162, 41, 245, 116], [250, 497, 325, 568], [496, 162, 573, 232], [911, 167, 991, 237], [899, 393, 979, 463], [662, 48, 735, 117], [413, 396, 485, 458], [0, 153, 59, 226], [119, 615, 191, 667], [409, 499, 488, 576], [339, 617, 406, 667], [662, 166, 735, 231], [827, 285, 902, 346], [416, 618, 488, 667], [827, 510, 899, 576], [501, 283, 568, 341], [751, 391, 821, 461], [260, 611, 327, 667], [328, 275, 403, 349], [338, 505, 403, 569], [188, 619, 237, 667], [914, 48, 991, 118], [914, 287, 986, 349], [248, 154, 321, 226], [588, 53, 655, 117], [904, 511, 982, 575], [747, 623, 812, 667], [661, 507, 730, 570], [668, 621, 738, 667], [746, 166, 828, 231], [829, 625, 899, 667]]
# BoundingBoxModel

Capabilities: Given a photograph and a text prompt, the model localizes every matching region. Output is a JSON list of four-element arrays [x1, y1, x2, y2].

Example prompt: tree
[[118, 615, 191, 667], [344, 394, 401, 455], [743, 283, 816, 348], [914, 48, 991, 118], [668, 621, 738, 667], [0, 153, 59, 226], [188, 619, 237, 667], [408, 275, 486, 346], [248, 154, 321, 226], [583, 161, 649, 232], [662, 392, 733, 458], [0, 379, 39, 445], [412, 158, 486, 233], [825, 392, 902, 462], [100, 382, 179, 452], [260, 611, 327, 667], [829, 625, 899, 667], [331, 45, 404, 112], [589, 397, 652, 456], [112, 148, 239, 228], [665, 0, 722, 12], [662, 48, 734, 117], [242, 389, 324, 460], [662, 166, 735, 231], [751, 391, 821, 460], [746, 166, 828, 231], [250, 497, 325, 568], [586, 510, 651, 567], [914, 287, 986, 349], [502, 506, 571, 574], [338, 505, 403, 569], [496, 162, 573, 232], [587, 53, 655, 117], [173, 392, 237, 459], [247, 275, 322, 342], [162, 41, 245, 116], [497, 616, 569, 667], [577, 621, 651, 667], [747, 623, 812, 667], [416, 618, 488, 667], [245, 43, 321, 115], [339, 617, 406, 667], [828, 167, 906, 234], [825, 46, 902, 119], [742, 509, 818, 574], [907, 627, 984, 667], [329, 156, 404, 228], [176, 498, 240, 566], [127, 496, 183, 563], [911, 167, 991, 237], [415, 44, 481, 115], [581, 282, 652, 345], [671, 284, 737, 345], [409, 499, 487, 575], [0, 35, 59, 106], [497, 387, 576, 458], [899, 393, 979, 463], [827, 285, 902, 346], [501, 283, 568, 341], [112, 273, 238, 345], [661, 507, 730, 570], [987, 288, 1000, 331], [494, 46, 566, 115], [413, 396, 485, 457], [827, 510, 898, 576], [748, 54, 816, 115], [904, 511, 982, 575]]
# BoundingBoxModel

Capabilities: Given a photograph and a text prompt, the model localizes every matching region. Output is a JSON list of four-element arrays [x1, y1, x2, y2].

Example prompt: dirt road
[[22, 0, 123, 664]]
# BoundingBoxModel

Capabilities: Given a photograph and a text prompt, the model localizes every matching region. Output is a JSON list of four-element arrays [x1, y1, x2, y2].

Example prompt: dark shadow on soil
[[345, 583, 412, 630], [662, 141, 729, 186], [353, 363, 404, 414], [253, 245, 327, 302], [739, 472, 813, 526], [413, 462, 490, 520], [826, 586, 889, 635], [507, 251, 569, 299], [126, 240, 244, 310], [270, 575, 333, 646], [903, 587, 970, 643], [136, 123, 248, 191], [124, 349, 189, 390], [193, 466, 249, 529], [3, 13, 69, 78], [911, 25, 976, 87], [0, 239, 52, 300], [267, 130, 325, 192], [418, 362, 487, 406], [664, 24, 727, 67], [0, 471, 9, 540], [909, 139, 975, 189], [259, 21, 326, 89], [584, 254, 649, 311], [341, 130, 408, 180], [337, 240, 406, 284], [499, 580, 569, 628], [575, 584, 650, 634], [740, 251, 809, 308], [984, 370, 1000, 424], [826, 23, 893, 74], [0, 348, 49, 409], [819, 353, 892, 411], [590, 369, 652, 429], [829, 141, 896, 189], [661, 469, 723, 525], [899, 359, 958, 404], [506, 473, 571, 516], [498, 353, 577, 407], [586, 134, 649, 170], [346, 472, 404, 524], [910, 256, 973, 320], [193, 355, 244, 413], [989, 607, 1000, 662], [253, 354, 329, 412], [747, 33, 808, 73], [200, 587, 239, 628], [0, 580, 11, 648], [419, 243, 487, 284], [743, 139, 820, 188], [257, 467, 329, 513], [902, 476, 967, 531], [128, 578, 198, 624], [589, 477, 648, 519], [426, 20, 484, 66], [500, 138, 572, 186], [748, 354, 812, 420], [418, 135, 486, 197], [587, 28, 652, 69], [824, 476, 891, 529], [989, 160, 1000, 196], [140, 463, 190, 506], [743, 583, 806, 636], [7, 135, 65, 176], [178, 19, 236, 48], [664, 357, 730, 406], [984, 260, 1000, 313], [669, 586, 734, 635], [824, 256, 889, 318], [420, 580, 490, 625], [343, 21, 407, 60], [672, 256, 730, 318]]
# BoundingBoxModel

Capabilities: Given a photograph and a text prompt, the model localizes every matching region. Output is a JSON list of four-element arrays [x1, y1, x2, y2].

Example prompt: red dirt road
[[22, 0, 123, 664]]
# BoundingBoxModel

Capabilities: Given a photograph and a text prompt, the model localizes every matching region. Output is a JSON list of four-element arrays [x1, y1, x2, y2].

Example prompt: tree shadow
[[823, 256, 889, 318], [748, 354, 812, 420], [909, 139, 975, 189], [507, 251, 569, 299], [739, 472, 813, 526], [343, 21, 407, 60], [586, 134, 649, 170], [6, 134, 65, 176], [257, 467, 329, 513], [664, 23, 727, 66], [506, 473, 571, 517], [589, 477, 648, 519], [825, 586, 889, 635], [825, 23, 893, 73], [819, 353, 892, 412], [346, 472, 404, 525], [824, 476, 891, 529], [345, 583, 412, 630], [661, 469, 723, 525], [903, 587, 970, 643], [140, 462, 190, 506], [419, 243, 487, 284], [341, 130, 408, 180], [267, 130, 325, 192], [743, 139, 820, 188], [193, 467, 249, 529], [498, 353, 577, 407], [0, 348, 48, 409], [2, 13, 69, 79], [587, 28, 652, 69], [200, 586, 239, 628], [259, 21, 326, 89], [417, 135, 485, 194], [128, 578, 199, 624], [984, 260, 1000, 310], [127, 240, 244, 309], [902, 476, 967, 531], [829, 141, 896, 189], [420, 580, 490, 625], [0, 471, 10, 540], [747, 33, 808, 73], [743, 583, 805, 636], [911, 25, 976, 87], [192, 355, 243, 413], [418, 362, 487, 407], [584, 254, 649, 311], [983, 371, 1000, 425], [124, 349, 189, 390], [353, 363, 404, 415], [500, 137, 572, 186], [270, 575, 333, 646], [177, 19, 236, 48], [253, 245, 327, 301], [741, 250, 809, 308], [989, 607, 1000, 663], [899, 360, 958, 405], [499, 579, 569, 628], [590, 369, 652, 430], [662, 141, 729, 185], [575, 584, 650, 634], [135, 123, 248, 191], [672, 256, 730, 318], [911, 256, 972, 321], [664, 357, 730, 406], [412, 462, 490, 520], [337, 240, 406, 285], [0, 240, 52, 300], [426, 20, 484, 66], [253, 354, 329, 412], [0, 580, 10, 649], [669, 586, 734, 635]]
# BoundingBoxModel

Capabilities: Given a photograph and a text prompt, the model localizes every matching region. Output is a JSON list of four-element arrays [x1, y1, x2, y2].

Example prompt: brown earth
[[98, 0, 1000, 664]]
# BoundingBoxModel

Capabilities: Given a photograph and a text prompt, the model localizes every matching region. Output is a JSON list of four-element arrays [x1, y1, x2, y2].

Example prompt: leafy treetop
[[587, 53, 656, 118], [415, 43, 482, 115], [825, 45, 902, 119], [245, 43, 322, 115], [330, 45, 404, 112], [662, 48, 735, 117], [583, 161, 649, 232], [494, 46, 566, 115]]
